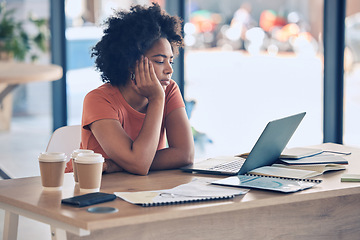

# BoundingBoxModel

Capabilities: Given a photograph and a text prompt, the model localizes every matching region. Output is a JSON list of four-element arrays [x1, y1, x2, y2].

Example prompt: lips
[[160, 79, 170, 86]]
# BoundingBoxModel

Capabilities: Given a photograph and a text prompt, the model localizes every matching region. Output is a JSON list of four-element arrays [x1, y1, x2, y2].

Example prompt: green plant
[[0, 1, 49, 61]]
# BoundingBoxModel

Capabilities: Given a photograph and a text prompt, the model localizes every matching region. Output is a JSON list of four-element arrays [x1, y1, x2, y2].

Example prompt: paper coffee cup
[[75, 153, 104, 193], [38, 152, 67, 191], [71, 149, 94, 183]]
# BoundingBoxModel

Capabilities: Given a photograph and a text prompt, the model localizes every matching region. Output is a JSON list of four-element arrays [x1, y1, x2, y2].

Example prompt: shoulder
[[82, 83, 124, 123], [166, 79, 179, 90], [164, 80, 185, 115], [84, 83, 119, 102], [86, 83, 116, 97], [165, 80, 181, 97]]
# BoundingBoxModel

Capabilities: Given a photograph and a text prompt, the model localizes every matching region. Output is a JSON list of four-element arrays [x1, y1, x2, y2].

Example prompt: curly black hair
[[91, 3, 184, 86]]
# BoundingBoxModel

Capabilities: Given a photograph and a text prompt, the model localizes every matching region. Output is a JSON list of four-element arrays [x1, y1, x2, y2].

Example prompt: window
[[344, 0, 360, 146], [184, 0, 324, 158]]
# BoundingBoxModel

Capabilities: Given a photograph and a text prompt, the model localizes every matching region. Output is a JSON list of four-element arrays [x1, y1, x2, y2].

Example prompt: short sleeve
[[82, 89, 120, 129], [164, 80, 185, 116]]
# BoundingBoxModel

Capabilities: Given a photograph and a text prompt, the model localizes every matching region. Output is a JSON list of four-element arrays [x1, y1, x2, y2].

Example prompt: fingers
[[132, 56, 163, 99], [136, 56, 146, 86], [134, 56, 151, 86], [148, 60, 157, 82], [143, 57, 151, 83]]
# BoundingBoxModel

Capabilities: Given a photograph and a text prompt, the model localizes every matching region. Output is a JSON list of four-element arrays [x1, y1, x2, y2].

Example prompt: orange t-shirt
[[80, 79, 185, 159]]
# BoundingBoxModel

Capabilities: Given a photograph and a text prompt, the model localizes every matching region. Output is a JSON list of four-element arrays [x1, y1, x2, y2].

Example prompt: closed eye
[[151, 54, 174, 65], [154, 61, 174, 65]]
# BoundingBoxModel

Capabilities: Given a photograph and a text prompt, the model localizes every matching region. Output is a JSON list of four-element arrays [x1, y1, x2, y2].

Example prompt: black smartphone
[[61, 192, 117, 208]]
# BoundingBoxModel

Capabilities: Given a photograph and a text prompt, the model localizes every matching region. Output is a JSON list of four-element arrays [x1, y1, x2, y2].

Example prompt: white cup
[[71, 149, 94, 183], [75, 153, 104, 193], [38, 152, 67, 191]]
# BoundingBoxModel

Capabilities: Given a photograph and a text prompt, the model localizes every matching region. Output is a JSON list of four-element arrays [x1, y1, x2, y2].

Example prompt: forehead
[[146, 38, 173, 57]]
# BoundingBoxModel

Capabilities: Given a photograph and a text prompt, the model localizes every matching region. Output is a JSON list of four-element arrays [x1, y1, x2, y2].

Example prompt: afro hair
[[91, 3, 184, 86]]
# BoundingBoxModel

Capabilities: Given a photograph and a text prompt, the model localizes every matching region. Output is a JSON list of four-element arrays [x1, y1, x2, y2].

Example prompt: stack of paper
[[249, 166, 322, 179], [115, 178, 248, 207], [280, 147, 323, 159], [274, 151, 348, 177], [279, 154, 348, 165], [247, 149, 349, 179]]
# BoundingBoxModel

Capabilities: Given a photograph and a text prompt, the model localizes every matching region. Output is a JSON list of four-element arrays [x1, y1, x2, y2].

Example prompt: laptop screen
[[238, 112, 306, 175]]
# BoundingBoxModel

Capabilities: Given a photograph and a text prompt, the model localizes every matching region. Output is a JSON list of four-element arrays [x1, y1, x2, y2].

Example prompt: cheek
[[152, 66, 162, 78]]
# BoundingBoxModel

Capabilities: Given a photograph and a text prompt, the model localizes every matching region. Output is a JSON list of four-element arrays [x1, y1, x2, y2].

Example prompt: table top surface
[[0, 61, 63, 84], [1, 143, 360, 231]]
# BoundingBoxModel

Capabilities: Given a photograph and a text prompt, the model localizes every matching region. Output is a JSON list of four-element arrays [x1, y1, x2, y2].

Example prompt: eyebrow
[[151, 54, 174, 59]]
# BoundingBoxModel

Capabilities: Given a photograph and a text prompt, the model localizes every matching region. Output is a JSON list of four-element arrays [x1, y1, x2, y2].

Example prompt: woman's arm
[[150, 107, 194, 170], [90, 57, 165, 175], [93, 106, 194, 174], [90, 97, 163, 176]]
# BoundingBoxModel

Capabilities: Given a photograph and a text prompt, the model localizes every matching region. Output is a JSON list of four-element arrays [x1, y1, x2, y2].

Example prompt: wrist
[[148, 93, 165, 103]]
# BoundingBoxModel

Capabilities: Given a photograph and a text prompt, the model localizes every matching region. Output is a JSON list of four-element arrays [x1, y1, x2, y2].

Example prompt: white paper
[[115, 178, 248, 205]]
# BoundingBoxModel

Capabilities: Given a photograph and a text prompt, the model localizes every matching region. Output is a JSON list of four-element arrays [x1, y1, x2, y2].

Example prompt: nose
[[164, 61, 173, 75]]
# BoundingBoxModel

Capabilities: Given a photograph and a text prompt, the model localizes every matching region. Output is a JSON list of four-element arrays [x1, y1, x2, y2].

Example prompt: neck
[[118, 83, 148, 113]]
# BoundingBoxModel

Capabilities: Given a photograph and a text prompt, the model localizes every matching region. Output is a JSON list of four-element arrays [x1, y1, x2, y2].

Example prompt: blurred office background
[[1, 0, 360, 178]]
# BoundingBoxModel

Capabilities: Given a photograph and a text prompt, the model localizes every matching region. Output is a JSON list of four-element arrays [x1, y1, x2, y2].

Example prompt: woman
[[66, 3, 194, 175]]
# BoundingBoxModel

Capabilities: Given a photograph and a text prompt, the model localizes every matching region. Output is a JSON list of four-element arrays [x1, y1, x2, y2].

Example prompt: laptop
[[181, 112, 306, 176]]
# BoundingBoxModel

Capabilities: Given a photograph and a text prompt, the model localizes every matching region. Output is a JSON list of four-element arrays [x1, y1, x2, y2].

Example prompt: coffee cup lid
[[71, 149, 94, 158], [75, 153, 104, 164], [38, 152, 67, 162]]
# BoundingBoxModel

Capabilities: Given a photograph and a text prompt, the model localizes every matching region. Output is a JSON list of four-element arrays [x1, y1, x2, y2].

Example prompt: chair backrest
[[46, 125, 82, 161]]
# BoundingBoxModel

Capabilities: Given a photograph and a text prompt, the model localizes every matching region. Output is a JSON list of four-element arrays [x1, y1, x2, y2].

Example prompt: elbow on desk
[[112, 146, 195, 176], [106, 154, 152, 176], [182, 148, 195, 166], [176, 143, 195, 166], [130, 155, 194, 176], [124, 160, 151, 176], [131, 169, 150, 176], [133, 151, 194, 175]]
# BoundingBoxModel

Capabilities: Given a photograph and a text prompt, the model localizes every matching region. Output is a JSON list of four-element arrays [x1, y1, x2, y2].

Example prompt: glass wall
[[8, 0, 357, 160], [184, 0, 324, 158], [344, 0, 360, 147], [64, 0, 327, 159]]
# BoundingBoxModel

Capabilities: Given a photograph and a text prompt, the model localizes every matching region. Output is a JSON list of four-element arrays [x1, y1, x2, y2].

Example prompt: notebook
[[115, 178, 248, 207], [279, 147, 323, 159], [181, 112, 306, 176], [279, 154, 348, 165], [212, 174, 322, 193]]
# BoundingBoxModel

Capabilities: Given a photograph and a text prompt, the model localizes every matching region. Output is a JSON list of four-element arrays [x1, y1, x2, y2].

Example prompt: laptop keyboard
[[209, 158, 245, 173]]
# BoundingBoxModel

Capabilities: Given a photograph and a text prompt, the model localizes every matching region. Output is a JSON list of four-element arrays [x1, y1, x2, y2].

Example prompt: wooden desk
[[1, 143, 360, 240]]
